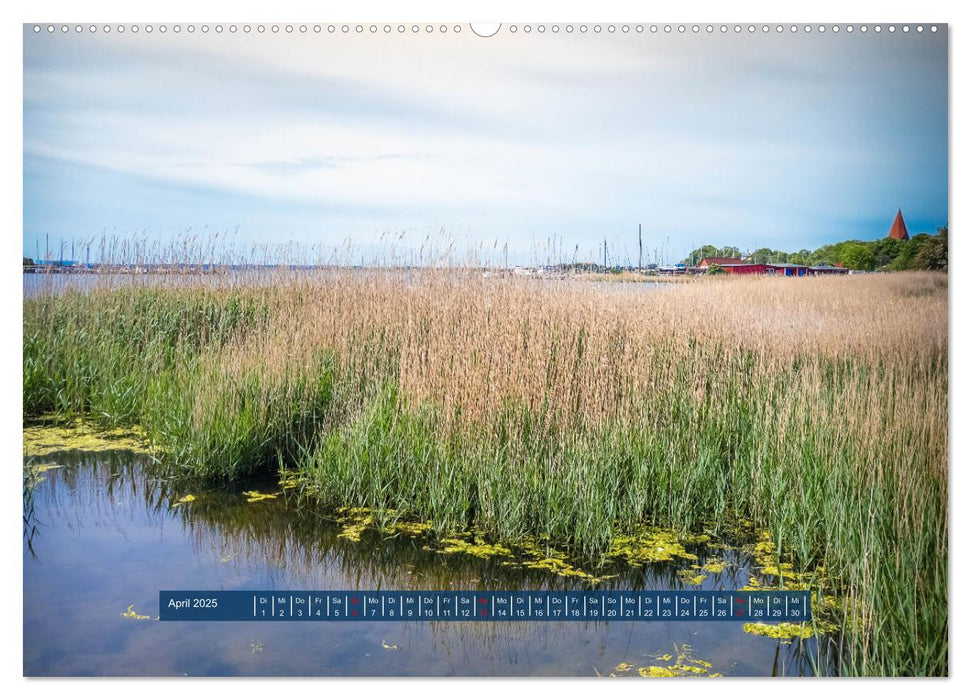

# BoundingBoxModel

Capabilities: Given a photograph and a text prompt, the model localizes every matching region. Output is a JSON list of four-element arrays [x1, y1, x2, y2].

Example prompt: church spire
[[887, 210, 910, 241]]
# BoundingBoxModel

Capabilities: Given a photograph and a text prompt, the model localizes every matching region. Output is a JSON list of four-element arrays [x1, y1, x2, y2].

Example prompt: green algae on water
[[436, 536, 513, 559], [334, 506, 434, 543], [121, 604, 150, 621], [511, 536, 598, 579], [676, 569, 708, 586], [743, 622, 815, 639], [674, 556, 729, 586], [386, 520, 433, 537], [243, 490, 278, 503], [278, 470, 311, 491], [637, 666, 679, 677], [337, 519, 371, 542], [611, 644, 722, 678], [740, 528, 843, 637], [24, 419, 152, 458], [603, 525, 698, 566], [327, 504, 823, 599], [334, 507, 376, 542], [701, 558, 727, 574], [330, 505, 729, 584]]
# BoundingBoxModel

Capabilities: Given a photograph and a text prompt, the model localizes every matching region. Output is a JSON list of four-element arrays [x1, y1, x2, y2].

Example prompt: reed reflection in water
[[23, 452, 824, 676]]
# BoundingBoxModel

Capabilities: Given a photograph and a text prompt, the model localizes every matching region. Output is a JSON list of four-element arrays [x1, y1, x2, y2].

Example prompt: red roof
[[887, 210, 910, 241]]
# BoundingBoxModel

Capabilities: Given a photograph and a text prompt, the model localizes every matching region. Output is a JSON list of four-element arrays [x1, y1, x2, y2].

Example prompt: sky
[[23, 23, 948, 265]]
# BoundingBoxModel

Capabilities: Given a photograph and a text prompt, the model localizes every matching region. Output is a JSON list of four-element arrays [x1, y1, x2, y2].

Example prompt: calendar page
[[21, 14, 948, 680]]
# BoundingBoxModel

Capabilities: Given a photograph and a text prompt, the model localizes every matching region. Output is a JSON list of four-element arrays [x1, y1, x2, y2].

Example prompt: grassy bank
[[23, 270, 947, 675]]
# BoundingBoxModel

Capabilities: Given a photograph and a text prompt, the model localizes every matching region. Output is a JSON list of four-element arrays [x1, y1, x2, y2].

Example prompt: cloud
[[245, 153, 437, 177], [23, 27, 948, 259]]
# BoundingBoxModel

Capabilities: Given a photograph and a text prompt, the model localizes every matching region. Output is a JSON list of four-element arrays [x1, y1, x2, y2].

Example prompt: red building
[[717, 263, 847, 276], [717, 263, 767, 275]]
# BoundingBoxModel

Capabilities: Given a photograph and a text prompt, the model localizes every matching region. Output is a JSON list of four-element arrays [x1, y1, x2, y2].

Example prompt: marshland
[[22, 265, 948, 676]]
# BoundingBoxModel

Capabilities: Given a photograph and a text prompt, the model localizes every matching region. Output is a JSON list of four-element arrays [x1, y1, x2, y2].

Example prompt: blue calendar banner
[[160, 590, 811, 622]]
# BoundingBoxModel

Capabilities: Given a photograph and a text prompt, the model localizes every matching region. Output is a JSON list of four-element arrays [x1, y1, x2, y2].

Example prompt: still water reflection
[[23, 451, 823, 676]]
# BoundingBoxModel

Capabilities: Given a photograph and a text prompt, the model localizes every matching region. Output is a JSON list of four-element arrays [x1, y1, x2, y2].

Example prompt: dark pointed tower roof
[[887, 210, 910, 241]]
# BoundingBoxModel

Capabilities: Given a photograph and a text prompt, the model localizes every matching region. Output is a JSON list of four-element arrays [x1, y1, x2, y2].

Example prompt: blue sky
[[23, 24, 948, 265]]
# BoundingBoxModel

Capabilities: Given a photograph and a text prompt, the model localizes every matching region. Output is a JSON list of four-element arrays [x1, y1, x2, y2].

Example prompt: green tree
[[890, 233, 931, 271], [916, 226, 948, 271], [840, 243, 876, 271], [872, 237, 901, 269], [750, 248, 774, 264], [679, 228, 945, 271], [684, 245, 720, 265], [811, 244, 840, 266], [789, 249, 812, 265]]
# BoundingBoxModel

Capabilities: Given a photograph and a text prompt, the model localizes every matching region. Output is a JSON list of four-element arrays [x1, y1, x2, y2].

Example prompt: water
[[23, 450, 825, 676], [23, 271, 254, 298]]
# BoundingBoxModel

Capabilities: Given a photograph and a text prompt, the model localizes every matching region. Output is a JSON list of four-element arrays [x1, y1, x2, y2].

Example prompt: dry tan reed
[[216, 271, 946, 430]]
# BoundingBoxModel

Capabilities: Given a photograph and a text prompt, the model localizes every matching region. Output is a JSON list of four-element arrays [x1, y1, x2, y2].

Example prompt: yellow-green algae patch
[[740, 528, 842, 636], [674, 555, 729, 585], [326, 507, 738, 584], [24, 419, 152, 458], [747, 529, 812, 587], [386, 520, 433, 537], [172, 494, 196, 507], [334, 507, 375, 542], [333, 506, 434, 543], [437, 536, 513, 559], [330, 507, 615, 581], [278, 470, 310, 491], [638, 666, 678, 677], [508, 536, 616, 583], [325, 505, 829, 607], [325, 505, 844, 641], [121, 604, 151, 620], [611, 644, 722, 678], [243, 490, 278, 503], [701, 558, 727, 574], [337, 519, 371, 542], [603, 525, 698, 566], [676, 569, 707, 586], [743, 622, 815, 639]]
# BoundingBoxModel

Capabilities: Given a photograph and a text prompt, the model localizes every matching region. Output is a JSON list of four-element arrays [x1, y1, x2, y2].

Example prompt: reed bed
[[23, 268, 947, 675]]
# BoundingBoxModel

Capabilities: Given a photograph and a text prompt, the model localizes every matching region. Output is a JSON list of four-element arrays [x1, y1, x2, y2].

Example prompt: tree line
[[683, 226, 947, 272]]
